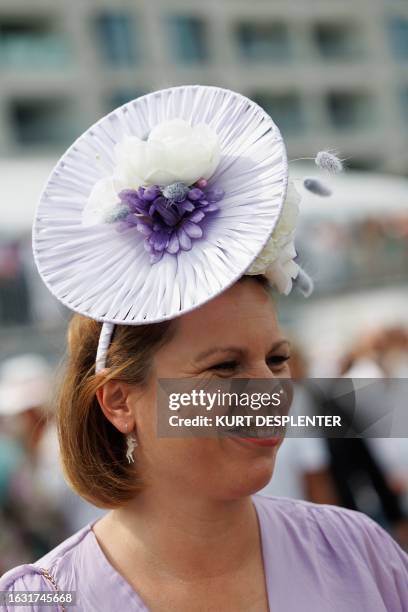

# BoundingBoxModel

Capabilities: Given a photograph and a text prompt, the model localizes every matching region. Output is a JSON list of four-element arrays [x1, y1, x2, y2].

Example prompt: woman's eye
[[267, 355, 290, 369], [210, 360, 239, 371]]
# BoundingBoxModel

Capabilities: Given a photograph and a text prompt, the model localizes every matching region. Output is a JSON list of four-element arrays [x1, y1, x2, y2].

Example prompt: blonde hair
[[57, 314, 175, 508]]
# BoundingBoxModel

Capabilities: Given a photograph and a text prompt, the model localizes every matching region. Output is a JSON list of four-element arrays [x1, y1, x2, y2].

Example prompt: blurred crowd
[[0, 324, 408, 573], [297, 214, 408, 294], [0, 354, 102, 575], [340, 325, 408, 378], [261, 326, 408, 551], [0, 236, 63, 329]]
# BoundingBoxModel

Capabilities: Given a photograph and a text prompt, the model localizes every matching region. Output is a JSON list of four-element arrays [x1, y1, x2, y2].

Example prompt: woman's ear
[[96, 380, 134, 434]]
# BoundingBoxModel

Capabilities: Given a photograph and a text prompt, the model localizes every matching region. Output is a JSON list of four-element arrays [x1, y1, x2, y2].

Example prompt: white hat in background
[[0, 354, 52, 416]]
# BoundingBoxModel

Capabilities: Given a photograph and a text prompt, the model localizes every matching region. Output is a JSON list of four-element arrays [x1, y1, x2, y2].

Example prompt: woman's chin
[[218, 437, 278, 493], [228, 457, 277, 498]]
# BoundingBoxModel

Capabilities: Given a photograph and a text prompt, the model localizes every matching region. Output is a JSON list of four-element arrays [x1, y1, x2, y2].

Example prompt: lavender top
[[1, 495, 407, 611]]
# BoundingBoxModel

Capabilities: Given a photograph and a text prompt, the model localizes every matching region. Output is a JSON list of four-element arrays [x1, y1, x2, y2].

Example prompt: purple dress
[[1, 494, 407, 611]]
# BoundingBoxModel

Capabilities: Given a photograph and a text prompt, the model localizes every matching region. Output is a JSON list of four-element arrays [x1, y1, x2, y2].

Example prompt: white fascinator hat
[[33, 85, 324, 371]]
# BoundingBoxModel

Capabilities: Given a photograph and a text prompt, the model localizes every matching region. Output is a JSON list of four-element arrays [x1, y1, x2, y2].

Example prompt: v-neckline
[[88, 494, 273, 611]]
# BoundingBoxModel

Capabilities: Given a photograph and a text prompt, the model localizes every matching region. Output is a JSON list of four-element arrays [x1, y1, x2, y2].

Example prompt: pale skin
[[94, 278, 291, 612]]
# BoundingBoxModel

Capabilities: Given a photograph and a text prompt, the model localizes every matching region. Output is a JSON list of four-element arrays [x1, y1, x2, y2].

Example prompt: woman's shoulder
[[0, 523, 94, 607], [253, 490, 380, 528], [253, 492, 399, 546], [253, 493, 408, 581]]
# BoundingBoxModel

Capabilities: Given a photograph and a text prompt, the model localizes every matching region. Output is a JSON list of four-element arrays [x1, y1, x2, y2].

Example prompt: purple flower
[[187, 188, 204, 201], [115, 179, 224, 264]]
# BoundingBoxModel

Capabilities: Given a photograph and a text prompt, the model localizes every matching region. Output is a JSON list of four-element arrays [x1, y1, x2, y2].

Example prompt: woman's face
[[130, 278, 291, 501]]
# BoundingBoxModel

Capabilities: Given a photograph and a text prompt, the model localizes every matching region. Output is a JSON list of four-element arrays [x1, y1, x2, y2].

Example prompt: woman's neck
[[99, 489, 261, 583]]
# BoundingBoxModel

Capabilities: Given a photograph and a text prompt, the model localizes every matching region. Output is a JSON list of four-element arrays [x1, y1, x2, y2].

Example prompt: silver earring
[[125, 423, 138, 464]]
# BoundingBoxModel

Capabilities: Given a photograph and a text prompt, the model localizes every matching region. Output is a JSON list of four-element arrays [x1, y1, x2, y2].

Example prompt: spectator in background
[[261, 345, 338, 505], [0, 353, 102, 573], [334, 327, 408, 550], [0, 354, 70, 572]]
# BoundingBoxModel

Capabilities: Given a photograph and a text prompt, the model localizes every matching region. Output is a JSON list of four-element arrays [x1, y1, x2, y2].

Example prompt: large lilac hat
[[33, 85, 307, 370]]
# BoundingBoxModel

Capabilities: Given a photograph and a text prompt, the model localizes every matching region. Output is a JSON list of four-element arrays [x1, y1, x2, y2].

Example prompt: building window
[[388, 18, 408, 60], [0, 18, 70, 68], [9, 99, 76, 146], [326, 92, 373, 129], [108, 88, 147, 111], [236, 22, 291, 62], [0, 242, 30, 325], [166, 15, 208, 63], [95, 12, 139, 66], [400, 87, 408, 122], [251, 92, 304, 134], [313, 22, 362, 60]]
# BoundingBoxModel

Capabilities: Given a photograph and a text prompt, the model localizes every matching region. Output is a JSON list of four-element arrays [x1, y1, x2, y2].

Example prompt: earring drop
[[124, 422, 138, 464]]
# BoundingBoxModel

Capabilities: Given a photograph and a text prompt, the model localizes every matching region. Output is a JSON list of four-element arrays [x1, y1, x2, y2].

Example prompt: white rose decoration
[[247, 180, 301, 294], [114, 119, 220, 188], [82, 119, 221, 226]]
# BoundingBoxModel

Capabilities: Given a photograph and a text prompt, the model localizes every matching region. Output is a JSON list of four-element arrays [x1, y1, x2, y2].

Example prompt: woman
[[1, 85, 407, 611]]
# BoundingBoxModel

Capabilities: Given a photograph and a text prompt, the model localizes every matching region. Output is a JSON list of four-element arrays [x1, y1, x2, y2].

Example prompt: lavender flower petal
[[150, 250, 164, 264], [188, 210, 205, 224], [149, 230, 170, 252], [177, 200, 195, 214], [188, 188, 204, 201], [177, 227, 192, 251], [136, 222, 153, 237], [119, 190, 146, 214], [166, 232, 180, 254], [206, 188, 225, 203], [182, 221, 203, 239], [124, 213, 140, 227], [143, 185, 161, 201], [202, 203, 219, 213]]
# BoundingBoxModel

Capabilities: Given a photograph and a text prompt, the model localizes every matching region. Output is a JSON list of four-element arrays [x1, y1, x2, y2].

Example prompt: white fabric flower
[[263, 243, 300, 295], [114, 119, 220, 188], [247, 180, 301, 294], [82, 119, 221, 226], [82, 177, 125, 227]]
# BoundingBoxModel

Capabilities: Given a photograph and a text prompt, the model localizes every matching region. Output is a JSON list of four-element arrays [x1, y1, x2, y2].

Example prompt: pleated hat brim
[[33, 85, 288, 325]]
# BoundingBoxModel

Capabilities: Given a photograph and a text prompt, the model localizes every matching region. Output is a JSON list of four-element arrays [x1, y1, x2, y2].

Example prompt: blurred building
[[0, 0, 407, 174], [0, 0, 408, 362]]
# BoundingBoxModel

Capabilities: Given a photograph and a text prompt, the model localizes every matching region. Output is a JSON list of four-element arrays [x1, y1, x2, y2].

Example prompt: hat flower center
[[116, 178, 224, 264]]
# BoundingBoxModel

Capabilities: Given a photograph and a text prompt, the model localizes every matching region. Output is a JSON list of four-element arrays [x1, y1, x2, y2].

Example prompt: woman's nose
[[245, 363, 276, 379]]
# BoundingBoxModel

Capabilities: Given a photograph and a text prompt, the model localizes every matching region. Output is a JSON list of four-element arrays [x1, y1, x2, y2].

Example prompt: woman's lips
[[226, 433, 282, 448], [223, 426, 283, 448], [241, 437, 281, 447]]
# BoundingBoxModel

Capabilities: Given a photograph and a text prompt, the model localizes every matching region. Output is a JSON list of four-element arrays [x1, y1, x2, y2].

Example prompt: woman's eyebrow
[[193, 346, 244, 363], [194, 340, 290, 364]]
